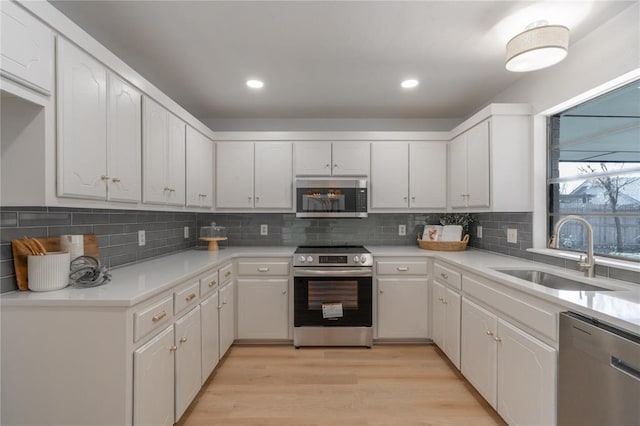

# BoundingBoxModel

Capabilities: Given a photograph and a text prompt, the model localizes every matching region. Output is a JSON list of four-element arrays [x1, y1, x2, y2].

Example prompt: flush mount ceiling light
[[246, 79, 264, 89], [505, 21, 570, 72], [401, 79, 419, 89]]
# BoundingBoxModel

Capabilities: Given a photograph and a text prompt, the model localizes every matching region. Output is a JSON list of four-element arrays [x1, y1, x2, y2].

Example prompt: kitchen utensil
[[27, 252, 71, 291]]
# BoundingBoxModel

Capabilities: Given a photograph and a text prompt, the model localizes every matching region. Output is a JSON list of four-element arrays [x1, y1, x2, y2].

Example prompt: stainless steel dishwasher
[[558, 312, 640, 425]]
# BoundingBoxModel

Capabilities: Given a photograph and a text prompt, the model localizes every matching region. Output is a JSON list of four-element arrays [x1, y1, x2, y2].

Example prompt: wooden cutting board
[[11, 234, 99, 291]]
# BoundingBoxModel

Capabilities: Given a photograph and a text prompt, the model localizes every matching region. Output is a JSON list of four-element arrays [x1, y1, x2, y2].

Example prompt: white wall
[[490, 2, 639, 114], [202, 117, 462, 132]]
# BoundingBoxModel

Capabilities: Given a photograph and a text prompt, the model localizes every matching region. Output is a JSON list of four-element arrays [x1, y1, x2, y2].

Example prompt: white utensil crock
[[60, 234, 84, 261], [28, 252, 71, 292]]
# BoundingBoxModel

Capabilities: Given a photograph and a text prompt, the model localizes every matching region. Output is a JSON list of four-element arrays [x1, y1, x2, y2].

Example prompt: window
[[548, 79, 640, 262]]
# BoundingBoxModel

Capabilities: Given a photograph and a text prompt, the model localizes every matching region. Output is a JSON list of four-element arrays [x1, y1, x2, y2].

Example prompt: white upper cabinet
[[186, 127, 214, 208], [142, 97, 186, 206], [57, 38, 108, 200], [371, 142, 446, 210], [295, 142, 369, 176], [1, 1, 53, 94], [449, 109, 531, 212], [217, 142, 292, 209], [107, 73, 142, 203]]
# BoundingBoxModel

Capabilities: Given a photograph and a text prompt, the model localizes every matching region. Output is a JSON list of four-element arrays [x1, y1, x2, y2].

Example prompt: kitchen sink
[[494, 269, 613, 291]]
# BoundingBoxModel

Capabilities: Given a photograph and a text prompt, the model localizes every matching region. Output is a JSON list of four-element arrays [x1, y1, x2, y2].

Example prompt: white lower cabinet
[[461, 298, 557, 425], [237, 278, 289, 339], [174, 306, 202, 422], [200, 291, 220, 383], [219, 280, 235, 357], [134, 325, 175, 426], [377, 278, 428, 339], [431, 280, 461, 368]]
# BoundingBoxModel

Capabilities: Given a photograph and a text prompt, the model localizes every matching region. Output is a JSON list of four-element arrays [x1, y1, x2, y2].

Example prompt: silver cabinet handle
[[486, 330, 494, 336], [325, 164, 331, 168], [379, 289, 384, 294], [222, 301, 227, 305], [442, 299, 448, 304], [179, 337, 187, 343], [494, 337, 502, 343], [169, 345, 177, 352], [397, 266, 409, 272], [199, 193, 207, 197], [164, 186, 172, 192], [258, 267, 270, 272], [255, 196, 260, 202], [111, 177, 121, 183], [282, 290, 287, 295], [224, 271, 232, 278], [101, 175, 110, 181], [334, 164, 339, 168], [208, 280, 217, 288], [248, 196, 252, 202]]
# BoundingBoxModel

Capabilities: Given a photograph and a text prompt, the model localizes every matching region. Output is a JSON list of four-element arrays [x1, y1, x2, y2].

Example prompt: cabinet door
[[465, 120, 490, 208], [431, 281, 445, 348], [219, 281, 235, 357], [409, 142, 447, 209], [133, 325, 174, 426], [371, 142, 409, 208], [461, 298, 498, 408], [443, 287, 461, 369], [200, 291, 219, 383], [107, 73, 141, 203], [166, 114, 186, 206], [216, 143, 254, 208], [377, 278, 428, 339], [254, 142, 292, 209], [57, 38, 107, 200], [448, 134, 467, 208], [174, 306, 202, 422], [332, 142, 369, 176], [0, 1, 53, 94], [237, 278, 289, 339], [186, 127, 214, 208], [142, 97, 168, 204], [497, 318, 556, 426], [295, 142, 331, 176]]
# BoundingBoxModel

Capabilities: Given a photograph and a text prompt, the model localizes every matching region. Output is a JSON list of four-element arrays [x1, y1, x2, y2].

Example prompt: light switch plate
[[477, 225, 483, 239], [507, 228, 517, 244], [398, 224, 406, 236], [260, 224, 268, 236], [138, 230, 146, 246], [183, 226, 189, 239]]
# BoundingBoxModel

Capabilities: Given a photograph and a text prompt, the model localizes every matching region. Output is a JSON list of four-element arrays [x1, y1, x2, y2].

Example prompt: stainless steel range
[[293, 245, 373, 348]]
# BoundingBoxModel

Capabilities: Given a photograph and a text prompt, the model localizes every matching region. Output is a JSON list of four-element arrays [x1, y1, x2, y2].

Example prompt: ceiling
[[49, 1, 635, 121]]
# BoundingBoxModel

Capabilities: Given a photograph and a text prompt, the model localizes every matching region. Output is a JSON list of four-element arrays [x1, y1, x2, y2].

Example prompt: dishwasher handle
[[611, 356, 640, 381]]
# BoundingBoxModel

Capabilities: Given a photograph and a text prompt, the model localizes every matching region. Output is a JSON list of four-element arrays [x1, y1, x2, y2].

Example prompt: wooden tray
[[11, 234, 99, 291], [417, 234, 469, 251]]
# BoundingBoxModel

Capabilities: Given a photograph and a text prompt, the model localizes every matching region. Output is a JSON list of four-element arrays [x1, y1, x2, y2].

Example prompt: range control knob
[[353, 255, 360, 263], [298, 255, 307, 263], [360, 255, 368, 264], [306, 256, 314, 263]]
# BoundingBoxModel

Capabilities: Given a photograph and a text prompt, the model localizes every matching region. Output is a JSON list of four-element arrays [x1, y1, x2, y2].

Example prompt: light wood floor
[[178, 344, 506, 426]]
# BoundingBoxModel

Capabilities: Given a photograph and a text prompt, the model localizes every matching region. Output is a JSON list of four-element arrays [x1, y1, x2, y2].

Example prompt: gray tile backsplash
[[1, 208, 637, 293]]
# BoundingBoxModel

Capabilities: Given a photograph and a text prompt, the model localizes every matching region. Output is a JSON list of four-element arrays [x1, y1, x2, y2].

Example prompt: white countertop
[[2, 245, 639, 335]]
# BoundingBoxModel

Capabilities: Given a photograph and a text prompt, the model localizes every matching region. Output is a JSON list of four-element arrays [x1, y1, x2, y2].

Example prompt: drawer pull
[[442, 299, 448, 304], [494, 337, 502, 343], [169, 345, 177, 352], [208, 280, 217, 288], [440, 272, 449, 279], [224, 271, 231, 278], [397, 267, 409, 272], [152, 311, 167, 322], [179, 337, 187, 344], [486, 330, 494, 336], [258, 267, 270, 272], [185, 293, 196, 302]]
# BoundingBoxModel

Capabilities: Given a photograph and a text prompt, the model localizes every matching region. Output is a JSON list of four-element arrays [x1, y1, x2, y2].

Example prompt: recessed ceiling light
[[401, 79, 419, 89], [246, 79, 264, 89]]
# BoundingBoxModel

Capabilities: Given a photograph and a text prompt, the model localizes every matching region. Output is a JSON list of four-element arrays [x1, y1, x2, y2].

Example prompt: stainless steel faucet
[[550, 215, 596, 278]]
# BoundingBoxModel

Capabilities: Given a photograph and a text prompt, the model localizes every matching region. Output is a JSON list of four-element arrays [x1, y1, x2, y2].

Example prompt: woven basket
[[417, 234, 469, 251]]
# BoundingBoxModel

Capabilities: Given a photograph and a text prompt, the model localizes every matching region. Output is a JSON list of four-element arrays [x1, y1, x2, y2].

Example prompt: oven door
[[294, 269, 372, 327]]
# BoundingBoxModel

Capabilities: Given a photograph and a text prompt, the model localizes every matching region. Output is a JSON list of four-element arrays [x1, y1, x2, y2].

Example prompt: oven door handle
[[294, 269, 372, 277]]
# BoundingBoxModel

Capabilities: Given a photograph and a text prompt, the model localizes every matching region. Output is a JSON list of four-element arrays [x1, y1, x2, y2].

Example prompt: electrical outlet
[[183, 226, 189, 239], [260, 224, 268, 236], [138, 230, 146, 246], [398, 224, 406, 236], [477, 225, 483, 239], [507, 228, 518, 244]]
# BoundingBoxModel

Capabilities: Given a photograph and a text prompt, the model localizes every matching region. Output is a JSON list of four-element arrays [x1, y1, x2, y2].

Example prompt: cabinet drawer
[[200, 270, 219, 297], [134, 296, 173, 342], [377, 260, 428, 276], [434, 262, 462, 290], [238, 261, 290, 276], [174, 280, 200, 315], [219, 263, 233, 284]]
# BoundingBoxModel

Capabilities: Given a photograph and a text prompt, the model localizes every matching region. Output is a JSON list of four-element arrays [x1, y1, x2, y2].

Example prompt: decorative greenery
[[440, 213, 475, 235]]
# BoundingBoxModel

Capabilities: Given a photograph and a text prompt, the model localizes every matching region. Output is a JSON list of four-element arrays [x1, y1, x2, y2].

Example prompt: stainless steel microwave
[[295, 179, 368, 218]]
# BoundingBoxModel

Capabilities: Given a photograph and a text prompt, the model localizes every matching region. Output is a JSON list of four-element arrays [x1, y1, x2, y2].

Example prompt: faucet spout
[[550, 215, 595, 278]]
